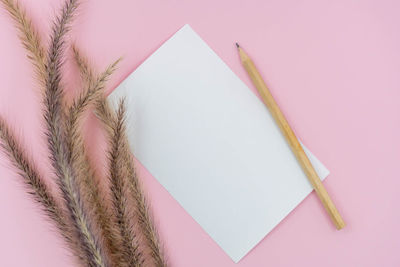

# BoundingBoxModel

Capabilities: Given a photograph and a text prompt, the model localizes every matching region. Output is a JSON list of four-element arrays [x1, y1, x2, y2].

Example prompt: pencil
[[236, 43, 345, 230]]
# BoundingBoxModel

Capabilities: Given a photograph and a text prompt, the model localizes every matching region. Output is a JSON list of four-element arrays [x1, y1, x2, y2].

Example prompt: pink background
[[1, 0, 400, 266]]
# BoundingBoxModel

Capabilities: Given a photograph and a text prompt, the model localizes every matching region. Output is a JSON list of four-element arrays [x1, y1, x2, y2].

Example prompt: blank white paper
[[108, 24, 330, 263]]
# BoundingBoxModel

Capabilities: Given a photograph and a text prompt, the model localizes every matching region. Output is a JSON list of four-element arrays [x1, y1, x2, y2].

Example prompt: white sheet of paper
[[109, 24, 330, 263]]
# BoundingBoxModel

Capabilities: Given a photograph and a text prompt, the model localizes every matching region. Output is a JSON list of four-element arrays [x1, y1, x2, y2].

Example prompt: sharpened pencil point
[[235, 42, 240, 48]]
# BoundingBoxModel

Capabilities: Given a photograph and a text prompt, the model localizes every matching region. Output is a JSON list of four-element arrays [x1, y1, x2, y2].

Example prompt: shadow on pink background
[[0, 0, 399, 266]]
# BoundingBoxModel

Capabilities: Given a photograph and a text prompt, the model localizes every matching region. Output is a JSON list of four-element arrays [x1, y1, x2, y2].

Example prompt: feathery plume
[[65, 56, 121, 170], [94, 97, 115, 136], [107, 99, 143, 266], [0, 116, 89, 265], [73, 47, 168, 267], [105, 100, 167, 267], [0, 0, 106, 265], [43, 0, 110, 266], [67, 57, 122, 147], [123, 138, 168, 267], [0, 0, 47, 85], [69, 48, 125, 266], [72, 44, 95, 88], [0, 0, 169, 266], [65, 124, 124, 267], [71, 46, 115, 134]]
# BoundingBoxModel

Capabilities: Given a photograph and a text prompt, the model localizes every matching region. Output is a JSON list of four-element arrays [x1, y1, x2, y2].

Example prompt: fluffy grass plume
[[43, 0, 110, 266], [0, 116, 87, 262], [1, 0, 168, 265], [73, 47, 168, 267], [67, 50, 125, 265], [108, 99, 143, 266], [0, 0, 46, 85], [122, 134, 167, 267], [0, 0, 101, 265]]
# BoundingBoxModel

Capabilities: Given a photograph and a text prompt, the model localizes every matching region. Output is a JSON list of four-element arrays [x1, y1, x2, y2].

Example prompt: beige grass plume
[[0, 116, 88, 263], [73, 47, 168, 267], [0, 0, 104, 265], [107, 99, 144, 266], [43, 0, 110, 266], [67, 47, 125, 265], [0, 0, 46, 85], [1, 0, 168, 265]]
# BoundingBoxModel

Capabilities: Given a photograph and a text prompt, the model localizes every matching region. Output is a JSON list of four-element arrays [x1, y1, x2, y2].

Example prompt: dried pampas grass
[[0, 116, 82, 259], [0, 0, 168, 266], [0, 0, 46, 85], [108, 99, 143, 267], [66, 55, 124, 265], [74, 45, 167, 267]]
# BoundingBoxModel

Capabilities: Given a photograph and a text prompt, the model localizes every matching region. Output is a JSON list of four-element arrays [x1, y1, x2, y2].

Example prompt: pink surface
[[0, 0, 399, 266]]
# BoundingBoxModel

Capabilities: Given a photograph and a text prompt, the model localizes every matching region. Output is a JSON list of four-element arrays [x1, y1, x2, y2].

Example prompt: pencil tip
[[235, 42, 240, 48]]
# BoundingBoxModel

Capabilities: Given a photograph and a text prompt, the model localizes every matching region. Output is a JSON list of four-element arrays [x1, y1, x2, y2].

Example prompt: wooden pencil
[[236, 43, 345, 230]]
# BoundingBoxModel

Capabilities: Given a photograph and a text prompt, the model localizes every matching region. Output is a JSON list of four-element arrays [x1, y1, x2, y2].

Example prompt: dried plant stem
[[73, 47, 168, 267], [1, 0, 170, 265], [108, 100, 143, 266], [66, 134, 124, 267], [124, 150, 167, 267], [0, 116, 88, 265], [0, 0, 47, 85], [72, 45, 95, 88], [103, 101, 167, 266], [0, 0, 103, 265], [43, 0, 109, 266], [72, 46, 115, 136], [66, 55, 124, 265], [67, 57, 121, 139], [105, 102, 167, 267]]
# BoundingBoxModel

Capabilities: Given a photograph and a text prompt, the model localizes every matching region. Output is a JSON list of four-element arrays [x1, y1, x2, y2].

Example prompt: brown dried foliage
[[0, 0, 168, 266]]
